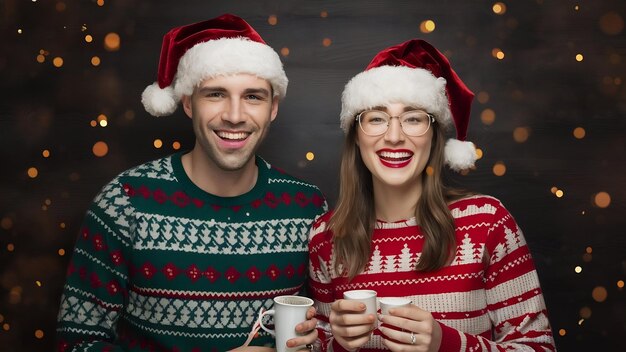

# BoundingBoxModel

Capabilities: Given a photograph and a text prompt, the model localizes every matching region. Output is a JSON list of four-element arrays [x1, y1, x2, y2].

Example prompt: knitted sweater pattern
[[308, 195, 555, 351], [57, 153, 328, 351]]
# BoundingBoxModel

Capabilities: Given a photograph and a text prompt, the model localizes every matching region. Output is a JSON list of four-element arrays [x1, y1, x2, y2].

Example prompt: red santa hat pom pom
[[445, 139, 477, 172], [141, 82, 178, 117]]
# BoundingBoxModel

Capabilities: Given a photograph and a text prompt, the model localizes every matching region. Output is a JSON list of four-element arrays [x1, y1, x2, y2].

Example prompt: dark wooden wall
[[1, 1, 625, 350]]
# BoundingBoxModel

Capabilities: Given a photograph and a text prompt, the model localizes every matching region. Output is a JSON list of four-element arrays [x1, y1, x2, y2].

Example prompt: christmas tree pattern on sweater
[[309, 195, 555, 351], [57, 153, 327, 352]]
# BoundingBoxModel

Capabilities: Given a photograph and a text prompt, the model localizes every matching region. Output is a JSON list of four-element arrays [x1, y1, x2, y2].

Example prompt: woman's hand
[[329, 299, 377, 351], [286, 306, 318, 351], [378, 305, 442, 352]]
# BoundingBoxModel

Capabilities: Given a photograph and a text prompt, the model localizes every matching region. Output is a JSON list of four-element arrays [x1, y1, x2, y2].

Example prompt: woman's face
[[356, 102, 433, 191]]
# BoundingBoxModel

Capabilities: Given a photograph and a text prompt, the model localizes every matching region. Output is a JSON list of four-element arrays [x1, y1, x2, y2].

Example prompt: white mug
[[379, 297, 412, 315], [343, 289, 378, 326], [259, 295, 314, 352]]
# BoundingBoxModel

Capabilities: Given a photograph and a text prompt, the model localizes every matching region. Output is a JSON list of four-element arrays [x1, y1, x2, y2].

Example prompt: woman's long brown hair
[[328, 122, 469, 279]]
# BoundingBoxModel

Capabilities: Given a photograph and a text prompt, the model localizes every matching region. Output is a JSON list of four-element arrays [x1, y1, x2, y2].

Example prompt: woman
[[308, 39, 555, 351]]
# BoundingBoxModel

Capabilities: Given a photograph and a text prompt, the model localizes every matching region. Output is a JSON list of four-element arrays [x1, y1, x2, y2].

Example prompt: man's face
[[182, 74, 278, 171]]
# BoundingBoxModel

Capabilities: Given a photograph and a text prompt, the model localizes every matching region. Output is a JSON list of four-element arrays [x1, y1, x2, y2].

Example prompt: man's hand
[[286, 306, 318, 351]]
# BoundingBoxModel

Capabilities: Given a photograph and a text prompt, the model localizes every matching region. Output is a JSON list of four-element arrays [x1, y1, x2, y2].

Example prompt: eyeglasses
[[356, 110, 435, 137]]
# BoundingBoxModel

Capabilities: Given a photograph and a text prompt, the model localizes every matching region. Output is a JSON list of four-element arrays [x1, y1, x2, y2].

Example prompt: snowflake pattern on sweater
[[57, 153, 327, 352], [308, 195, 555, 352]]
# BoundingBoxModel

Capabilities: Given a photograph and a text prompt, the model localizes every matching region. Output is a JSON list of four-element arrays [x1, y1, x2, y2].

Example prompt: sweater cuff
[[437, 321, 462, 352]]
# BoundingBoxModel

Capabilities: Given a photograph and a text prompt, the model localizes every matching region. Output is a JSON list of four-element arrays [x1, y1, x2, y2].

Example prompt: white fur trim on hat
[[142, 37, 287, 117], [444, 139, 477, 171], [175, 37, 287, 100], [141, 82, 177, 117], [340, 65, 452, 133]]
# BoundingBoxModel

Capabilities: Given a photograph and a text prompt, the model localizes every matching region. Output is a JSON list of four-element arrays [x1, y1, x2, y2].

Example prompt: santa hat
[[340, 39, 476, 172], [142, 14, 288, 117]]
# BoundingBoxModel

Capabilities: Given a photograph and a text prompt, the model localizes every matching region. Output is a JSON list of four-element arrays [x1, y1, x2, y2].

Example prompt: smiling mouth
[[377, 150, 413, 162], [216, 131, 250, 141]]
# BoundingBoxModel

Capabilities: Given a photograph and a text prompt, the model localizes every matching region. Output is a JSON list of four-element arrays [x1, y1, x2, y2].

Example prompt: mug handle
[[258, 309, 276, 336]]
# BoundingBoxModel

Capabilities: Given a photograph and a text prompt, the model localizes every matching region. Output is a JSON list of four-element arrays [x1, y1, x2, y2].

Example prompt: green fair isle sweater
[[57, 153, 328, 352]]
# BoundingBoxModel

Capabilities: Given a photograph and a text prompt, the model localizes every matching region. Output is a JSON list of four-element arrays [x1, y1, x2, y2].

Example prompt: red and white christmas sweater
[[308, 195, 555, 351]]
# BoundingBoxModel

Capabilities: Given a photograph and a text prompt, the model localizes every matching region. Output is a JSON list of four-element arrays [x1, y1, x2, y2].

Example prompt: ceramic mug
[[258, 295, 314, 352]]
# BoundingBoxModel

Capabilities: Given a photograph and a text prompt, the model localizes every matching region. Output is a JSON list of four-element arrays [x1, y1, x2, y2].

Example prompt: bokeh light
[[42, 149, 50, 158], [592, 286, 608, 302], [513, 127, 530, 143], [280, 47, 290, 56], [492, 2, 507, 15], [92, 141, 109, 157], [322, 38, 332, 47], [475, 148, 483, 160], [35, 329, 44, 339], [1, 217, 13, 230], [27, 167, 38, 178], [52, 57, 64, 67], [575, 266, 583, 273], [559, 329, 567, 336], [617, 280, 625, 289], [481, 109, 496, 125], [172, 141, 181, 150], [593, 192, 611, 208], [320, 10, 328, 18], [91, 56, 101, 66], [420, 20, 436, 33], [573, 127, 586, 139], [477, 91, 490, 104], [305, 152, 315, 161], [492, 162, 506, 176], [599, 12, 624, 35], [58, 248, 66, 256], [492, 48, 505, 60], [153, 139, 163, 149], [85, 34, 93, 43], [579, 306, 592, 319], [576, 54, 584, 62], [268, 15, 278, 25], [104, 32, 120, 51]]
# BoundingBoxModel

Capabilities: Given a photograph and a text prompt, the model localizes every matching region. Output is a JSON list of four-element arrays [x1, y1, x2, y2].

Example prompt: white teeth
[[217, 131, 249, 140], [378, 151, 413, 159]]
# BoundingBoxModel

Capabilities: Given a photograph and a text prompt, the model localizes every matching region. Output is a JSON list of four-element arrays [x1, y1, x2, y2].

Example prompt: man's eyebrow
[[197, 86, 227, 94], [243, 88, 270, 96], [195, 87, 270, 96]]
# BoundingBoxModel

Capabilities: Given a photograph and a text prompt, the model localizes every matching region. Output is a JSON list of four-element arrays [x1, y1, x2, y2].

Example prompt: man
[[56, 14, 327, 351]]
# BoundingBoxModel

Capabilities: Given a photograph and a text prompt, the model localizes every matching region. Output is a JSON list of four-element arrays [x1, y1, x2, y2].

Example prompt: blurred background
[[1, 0, 624, 351]]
